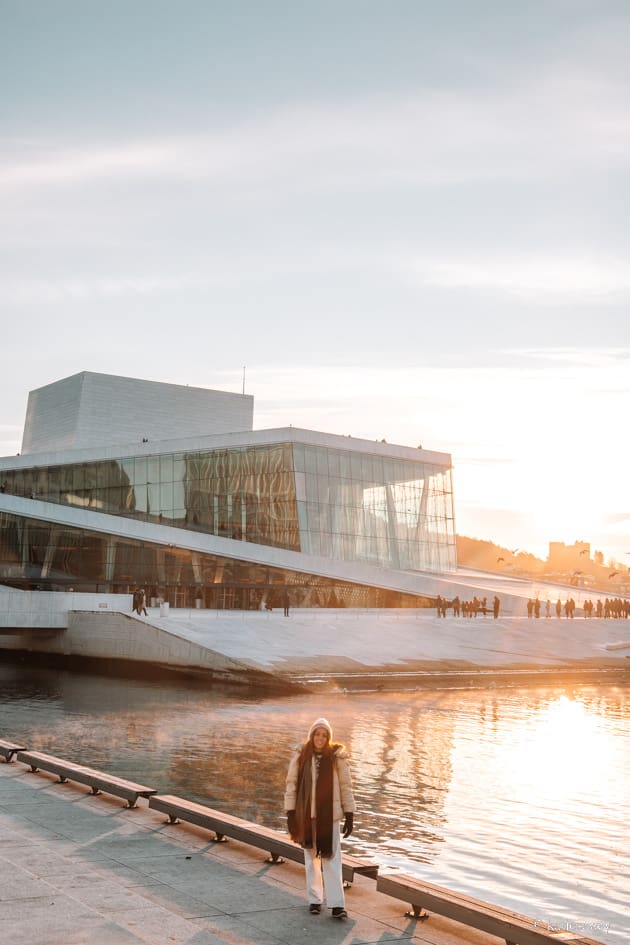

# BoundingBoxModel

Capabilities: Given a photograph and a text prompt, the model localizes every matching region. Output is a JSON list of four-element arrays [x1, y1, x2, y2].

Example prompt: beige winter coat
[[284, 745, 355, 822]]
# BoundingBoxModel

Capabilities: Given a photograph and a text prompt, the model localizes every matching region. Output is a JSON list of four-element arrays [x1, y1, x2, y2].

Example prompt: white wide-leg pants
[[303, 819, 344, 908]]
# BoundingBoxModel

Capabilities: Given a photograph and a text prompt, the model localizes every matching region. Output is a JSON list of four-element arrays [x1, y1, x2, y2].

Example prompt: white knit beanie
[[308, 717, 333, 741]]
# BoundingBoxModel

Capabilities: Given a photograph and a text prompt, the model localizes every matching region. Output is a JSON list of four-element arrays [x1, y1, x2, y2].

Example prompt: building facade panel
[[0, 510, 433, 610], [1, 438, 456, 573], [21, 372, 254, 454]]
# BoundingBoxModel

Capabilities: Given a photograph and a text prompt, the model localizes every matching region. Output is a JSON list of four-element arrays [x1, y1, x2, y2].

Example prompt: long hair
[[298, 736, 344, 768]]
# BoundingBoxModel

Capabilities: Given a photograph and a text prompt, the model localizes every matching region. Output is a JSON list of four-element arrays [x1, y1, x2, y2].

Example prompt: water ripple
[[1, 662, 627, 945]]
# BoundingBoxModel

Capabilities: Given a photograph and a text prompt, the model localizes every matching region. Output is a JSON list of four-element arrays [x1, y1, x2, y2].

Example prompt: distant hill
[[456, 535, 545, 575], [456, 535, 629, 595]]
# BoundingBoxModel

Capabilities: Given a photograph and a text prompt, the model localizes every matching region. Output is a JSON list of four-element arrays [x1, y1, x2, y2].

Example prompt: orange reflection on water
[[441, 690, 626, 917], [495, 694, 616, 801]]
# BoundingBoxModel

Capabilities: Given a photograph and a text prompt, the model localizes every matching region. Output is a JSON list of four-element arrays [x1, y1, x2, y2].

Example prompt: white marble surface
[[149, 607, 630, 673]]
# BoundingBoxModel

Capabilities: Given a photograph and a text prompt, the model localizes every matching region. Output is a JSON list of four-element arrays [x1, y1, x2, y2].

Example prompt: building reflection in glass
[[1, 439, 456, 577]]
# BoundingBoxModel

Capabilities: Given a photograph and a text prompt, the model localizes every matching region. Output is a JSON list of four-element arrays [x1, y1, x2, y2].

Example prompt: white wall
[[0, 589, 130, 628], [21, 371, 254, 454]]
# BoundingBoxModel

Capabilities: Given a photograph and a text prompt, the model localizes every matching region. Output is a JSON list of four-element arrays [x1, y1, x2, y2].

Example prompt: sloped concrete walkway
[[1, 758, 499, 945], [148, 609, 630, 677]]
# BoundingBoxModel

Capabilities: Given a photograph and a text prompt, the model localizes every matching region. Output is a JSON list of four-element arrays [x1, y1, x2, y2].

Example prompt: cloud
[[5, 239, 630, 309], [512, 348, 630, 366], [604, 512, 630, 525], [402, 255, 630, 301], [2, 272, 212, 304], [2, 54, 629, 197], [0, 141, 179, 190]]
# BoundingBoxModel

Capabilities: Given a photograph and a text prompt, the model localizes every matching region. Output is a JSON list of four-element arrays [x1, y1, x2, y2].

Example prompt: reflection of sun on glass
[[505, 696, 613, 800]]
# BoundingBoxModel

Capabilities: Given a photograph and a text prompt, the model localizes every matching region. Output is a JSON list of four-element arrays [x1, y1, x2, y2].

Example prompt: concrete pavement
[[1, 756, 503, 945]]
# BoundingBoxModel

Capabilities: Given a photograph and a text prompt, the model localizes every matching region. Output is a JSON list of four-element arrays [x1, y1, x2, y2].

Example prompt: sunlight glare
[[501, 696, 613, 800]]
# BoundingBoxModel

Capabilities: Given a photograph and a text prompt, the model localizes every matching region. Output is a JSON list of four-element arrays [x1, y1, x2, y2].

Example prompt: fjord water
[[1, 661, 627, 944]]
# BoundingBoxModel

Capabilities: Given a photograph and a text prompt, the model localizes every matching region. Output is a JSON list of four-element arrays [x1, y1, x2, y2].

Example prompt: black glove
[[287, 810, 297, 836], [342, 812, 354, 838]]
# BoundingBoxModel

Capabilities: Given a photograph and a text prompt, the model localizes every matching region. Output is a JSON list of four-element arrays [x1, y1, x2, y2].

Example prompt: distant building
[[0, 372, 457, 609]]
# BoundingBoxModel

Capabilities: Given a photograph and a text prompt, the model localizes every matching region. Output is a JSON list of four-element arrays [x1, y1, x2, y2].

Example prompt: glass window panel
[[113, 461, 128, 486], [370, 456, 384, 483], [327, 477, 343, 504], [109, 461, 124, 488], [302, 473, 317, 504], [294, 471, 306, 501], [360, 454, 374, 482], [119, 459, 134, 485], [338, 452, 352, 480], [132, 458, 147, 485], [316, 449, 328, 476], [132, 483, 148, 513], [160, 483, 173, 511], [303, 447, 318, 474], [33, 468, 48, 496], [106, 487, 123, 511], [350, 453, 363, 479], [317, 476, 330, 503], [147, 457, 160, 484], [71, 465, 85, 490], [327, 450, 340, 477], [81, 463, 96, 489], [95, 463, 109, 488], [160, 454, 174, 481], [383, 459, 399, 484], [59, 467, 73, 492], [148, 484, 160, 514], [48, 467, 61, 497]]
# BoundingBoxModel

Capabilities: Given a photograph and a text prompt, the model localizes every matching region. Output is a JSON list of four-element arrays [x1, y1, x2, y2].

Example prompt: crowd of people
[[525, 596, 630, 618], [583, 597, 630, 618], [435, 593, 629, 618], [436, 595, 501, 618]]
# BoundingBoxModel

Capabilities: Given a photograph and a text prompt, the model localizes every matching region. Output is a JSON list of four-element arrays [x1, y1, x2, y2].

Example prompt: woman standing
[[284, 718, 355, 919]]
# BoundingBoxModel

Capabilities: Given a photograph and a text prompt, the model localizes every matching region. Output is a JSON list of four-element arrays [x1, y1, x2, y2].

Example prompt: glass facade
[[0, 439, 456, 572], [0, 511, 433, 609], [294, 444, 455, 571], [1, 444, 299, 550]]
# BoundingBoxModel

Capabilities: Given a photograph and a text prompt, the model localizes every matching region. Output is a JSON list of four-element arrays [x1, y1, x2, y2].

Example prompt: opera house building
[[0, 372, 456, 610]]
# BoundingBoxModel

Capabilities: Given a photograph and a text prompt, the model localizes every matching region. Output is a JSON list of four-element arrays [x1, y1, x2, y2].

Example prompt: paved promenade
[[1, 758, 498, 945]]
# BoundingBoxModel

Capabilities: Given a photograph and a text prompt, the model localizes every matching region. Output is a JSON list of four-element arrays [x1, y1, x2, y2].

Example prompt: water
[[1, 659, 628, 944]]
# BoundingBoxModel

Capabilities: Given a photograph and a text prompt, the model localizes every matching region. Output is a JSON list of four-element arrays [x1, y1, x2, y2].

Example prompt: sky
[[1, 1, 629, 565]]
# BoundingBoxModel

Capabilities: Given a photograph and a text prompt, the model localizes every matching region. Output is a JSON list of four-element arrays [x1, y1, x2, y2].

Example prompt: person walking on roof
[[284, 718, 355, 921]]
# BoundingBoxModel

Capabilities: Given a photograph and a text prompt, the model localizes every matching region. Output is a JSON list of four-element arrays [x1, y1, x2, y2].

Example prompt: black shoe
[[309, 903, 321, 914], [331, 907, 347, 919]]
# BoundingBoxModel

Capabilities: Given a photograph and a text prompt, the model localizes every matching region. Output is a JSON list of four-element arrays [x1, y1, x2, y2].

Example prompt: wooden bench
[[16, 750, 157, 808], [0, 739, 26, 763], [342, 851, 379, 884], [376, 873, 603, 945], [149, 794, 378, 884]]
